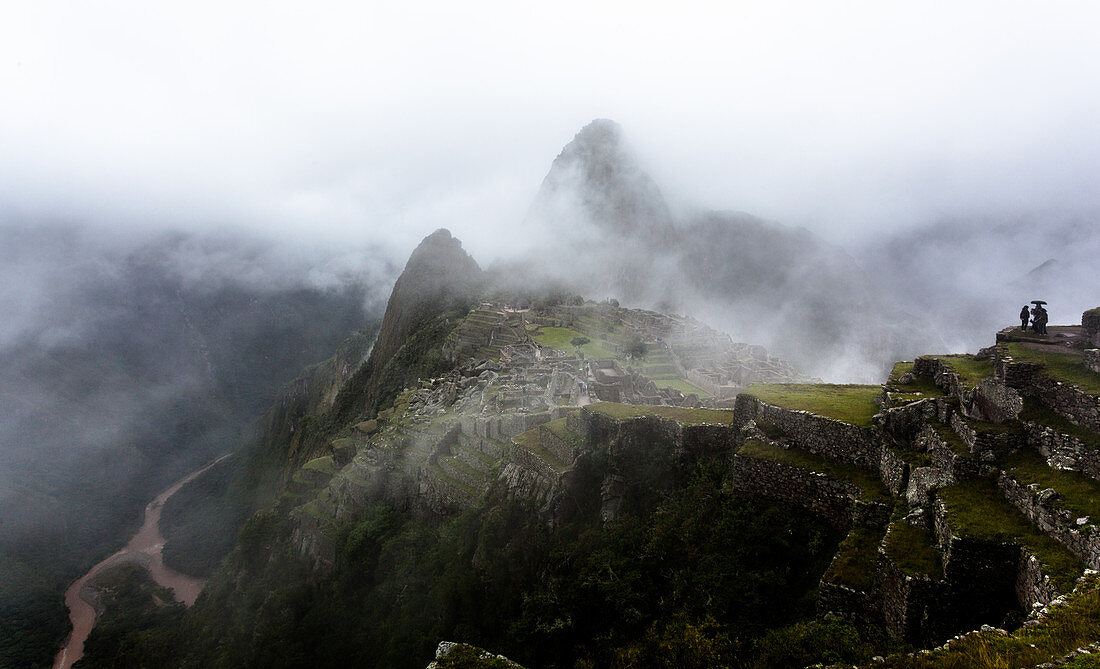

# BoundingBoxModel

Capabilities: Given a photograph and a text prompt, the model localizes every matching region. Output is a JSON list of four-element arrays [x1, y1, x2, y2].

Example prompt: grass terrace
[[529, 325, 619, 360], [741, 383, 882, 428], [877, 573, 1100, 668], [512, 428, 571, 473], [886, 361, 943, 403], [825, 525, 887, 591], [932, 422, 971, 458], [1002, 446, 1100, 521], [541, 417, 583, 446], [925, 354, 994, 389], [1005, 342, 1100, 395], [1020, 398, 1100, 450], [883, 520, 943, 580], [738, 439, 891, 502], [651, 377, 713, 398], [302, 455, 336, 476], [937, 479, 1082, 591], [585, 401, 734, 425]]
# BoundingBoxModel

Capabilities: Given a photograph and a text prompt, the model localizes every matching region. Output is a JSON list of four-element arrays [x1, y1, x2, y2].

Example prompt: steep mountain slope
[[363, 229, 483, 396]]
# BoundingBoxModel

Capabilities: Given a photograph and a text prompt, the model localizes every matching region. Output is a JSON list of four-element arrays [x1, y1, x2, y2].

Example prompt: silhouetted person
[[1037, 306, 1049, 335], [1020, 306, 1030, 331]]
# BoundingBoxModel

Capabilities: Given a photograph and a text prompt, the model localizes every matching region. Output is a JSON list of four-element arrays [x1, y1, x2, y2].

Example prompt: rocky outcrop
[[426, 641, 524, 668]]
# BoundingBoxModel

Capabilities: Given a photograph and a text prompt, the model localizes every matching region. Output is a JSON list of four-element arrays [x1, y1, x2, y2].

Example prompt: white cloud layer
[[2, 0, 1099, 255]]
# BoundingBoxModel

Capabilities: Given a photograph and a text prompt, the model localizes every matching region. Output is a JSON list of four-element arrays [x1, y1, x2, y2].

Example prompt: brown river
[[53, 454, 231, 669]]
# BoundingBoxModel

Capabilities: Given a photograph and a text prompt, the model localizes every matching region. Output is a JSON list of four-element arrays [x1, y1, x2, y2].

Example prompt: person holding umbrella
[[1031, 300, 1049, 335]]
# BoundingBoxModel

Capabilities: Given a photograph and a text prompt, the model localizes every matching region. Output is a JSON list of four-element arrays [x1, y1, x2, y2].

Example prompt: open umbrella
[[1031, 300, 1047, 305]]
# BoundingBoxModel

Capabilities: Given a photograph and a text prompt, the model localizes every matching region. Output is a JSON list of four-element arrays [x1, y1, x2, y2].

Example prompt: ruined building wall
[[733, 394, 882, 469]]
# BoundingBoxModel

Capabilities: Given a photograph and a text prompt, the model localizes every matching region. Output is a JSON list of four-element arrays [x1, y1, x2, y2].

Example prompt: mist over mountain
[[856, 213, 1100, 353], [5, 117, 1099, 667], [0, 224, 392, 666], [509, 119, 944, 380]]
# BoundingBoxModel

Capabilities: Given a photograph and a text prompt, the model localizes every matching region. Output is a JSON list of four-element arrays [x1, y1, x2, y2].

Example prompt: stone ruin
[[446, 301, 812, 408]]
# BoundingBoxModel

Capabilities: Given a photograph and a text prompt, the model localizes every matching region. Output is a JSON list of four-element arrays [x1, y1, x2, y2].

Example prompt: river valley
[[52, 455, 230, 669]]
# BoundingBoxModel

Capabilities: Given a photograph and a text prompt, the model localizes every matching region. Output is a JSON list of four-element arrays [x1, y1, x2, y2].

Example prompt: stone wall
[[1017, 549, 1062, 611], [996, 470, 1100, 569], [733, 394, 882, 469], [918, 423, 982, 481], [932, 498, 1060, 632], [1023, 374, 1100, 435], [997, 356, 1045, 388], [876, 400, 937, 443], [458, 407, 573, 443], [538, 424, 578, 463], [817, 579, 877, 624], [727, 455, 865, 531], [876, 553, 947, 645], [879, 447, 909, 497], [1083, 308, 1100, 346], [1085, 349, 1100, 374], [497, 447, 566, 510], [1025, 421, 1100, 481]]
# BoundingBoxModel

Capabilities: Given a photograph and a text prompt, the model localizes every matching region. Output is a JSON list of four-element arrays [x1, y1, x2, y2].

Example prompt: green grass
[[738, 439, 892, 502], [937, 479, 1082, 591], [889, 361, 915, 382], [877, 573, 1100, 668], [825, 525, 887, 591], [585, 402, 734, 425], [1005, 342, 1100, 395], [1021, 398, 1100, 450], [883, 521, 943, 580], [541, 417, 583, 446], [741, 383, 882, 427], [891, 446, 933, 468], [651, 377, 713, 398], [966, 418, 1021, 435], [926, 355, 994, 389], [302, 455, 336, 475], [932, 422, 971, 458], [512, 428, 571, 473], [1003, 446, 1100, 521], [886, 361, 943, 402], [530, 326, 618, 359]]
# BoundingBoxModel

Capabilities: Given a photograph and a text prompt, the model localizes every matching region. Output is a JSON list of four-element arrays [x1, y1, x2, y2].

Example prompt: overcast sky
[[3, 1, 1099, 259]]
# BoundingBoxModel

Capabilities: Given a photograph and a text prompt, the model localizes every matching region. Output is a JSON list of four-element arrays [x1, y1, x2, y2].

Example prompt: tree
[[571, 336, 591, 348], [625, 336, 647, 360]]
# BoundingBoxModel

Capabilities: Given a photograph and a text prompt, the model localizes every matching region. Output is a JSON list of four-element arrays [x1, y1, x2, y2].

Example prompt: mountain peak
[[527, 119, 674, 239], [565, 118, 624, 155], [358, 230, 482, 414]]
